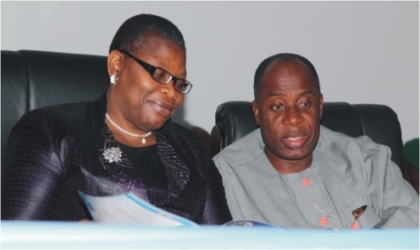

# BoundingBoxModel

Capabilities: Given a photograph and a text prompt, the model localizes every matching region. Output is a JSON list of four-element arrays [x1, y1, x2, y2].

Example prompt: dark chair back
[[211, 101, 405, 174], [1, 50, 109, 169]]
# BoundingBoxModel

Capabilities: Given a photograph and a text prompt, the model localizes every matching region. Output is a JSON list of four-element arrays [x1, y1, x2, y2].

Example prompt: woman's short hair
[[253, 53, 320, 101], [109, 14, 185, 53]]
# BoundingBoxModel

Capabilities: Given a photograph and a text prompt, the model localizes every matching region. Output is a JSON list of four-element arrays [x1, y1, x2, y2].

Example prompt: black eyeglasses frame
[[119, 49, 192, 94]]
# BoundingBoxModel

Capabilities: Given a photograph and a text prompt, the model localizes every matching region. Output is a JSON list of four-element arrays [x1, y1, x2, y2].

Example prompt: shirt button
[[319, 217, 328, 227], [302, 178, 310, 186], [351, 221, 360, 230]]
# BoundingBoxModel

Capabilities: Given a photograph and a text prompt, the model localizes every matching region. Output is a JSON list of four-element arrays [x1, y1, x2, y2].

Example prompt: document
[[78, 191, 198, 227], [222, 220, 277, 228], [79, 191, 279, 228]]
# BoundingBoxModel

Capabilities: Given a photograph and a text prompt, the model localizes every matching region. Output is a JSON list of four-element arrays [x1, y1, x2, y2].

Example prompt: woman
[[1, 14, 232, 224]]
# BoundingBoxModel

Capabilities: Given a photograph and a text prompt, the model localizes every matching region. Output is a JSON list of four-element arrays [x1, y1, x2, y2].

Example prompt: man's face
[[252, 59, 323, 172]]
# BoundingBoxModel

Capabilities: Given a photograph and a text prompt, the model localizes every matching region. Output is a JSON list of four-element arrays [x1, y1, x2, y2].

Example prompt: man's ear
[[107, 50, 124, 79], [252, 100, 261, 126], [319, 93, 324, 120]]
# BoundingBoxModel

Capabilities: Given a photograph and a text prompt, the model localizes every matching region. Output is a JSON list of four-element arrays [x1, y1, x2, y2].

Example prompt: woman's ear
[[107, 50, 124, 79]]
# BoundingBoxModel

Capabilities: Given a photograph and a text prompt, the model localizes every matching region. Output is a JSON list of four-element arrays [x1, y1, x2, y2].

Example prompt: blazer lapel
[[79, 92, 125, 196]]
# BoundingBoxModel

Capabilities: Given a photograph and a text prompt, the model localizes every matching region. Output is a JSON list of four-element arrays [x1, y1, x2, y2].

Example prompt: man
[[213, 53, 419, 229]]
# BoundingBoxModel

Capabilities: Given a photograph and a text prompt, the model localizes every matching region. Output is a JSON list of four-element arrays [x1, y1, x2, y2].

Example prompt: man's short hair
[[109, 14, 185, 53], [253, 53, 320, 101]]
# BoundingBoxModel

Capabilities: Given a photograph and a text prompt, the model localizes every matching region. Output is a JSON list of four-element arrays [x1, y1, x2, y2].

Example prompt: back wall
[[2, 1, 418, 143]]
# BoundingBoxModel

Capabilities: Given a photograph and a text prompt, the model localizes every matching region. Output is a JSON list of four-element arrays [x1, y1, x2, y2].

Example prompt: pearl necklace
[[105, 113, 152, 144]]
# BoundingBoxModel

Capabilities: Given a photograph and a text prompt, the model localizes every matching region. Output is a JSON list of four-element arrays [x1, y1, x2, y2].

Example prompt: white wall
[[2, 1, 419, 143]]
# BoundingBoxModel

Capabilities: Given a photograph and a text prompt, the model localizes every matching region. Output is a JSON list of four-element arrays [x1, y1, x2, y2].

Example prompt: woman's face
[[109, 36, 186, 133]]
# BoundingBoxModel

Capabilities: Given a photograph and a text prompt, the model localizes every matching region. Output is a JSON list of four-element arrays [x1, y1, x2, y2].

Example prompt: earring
[[110, 74, 117, 85]]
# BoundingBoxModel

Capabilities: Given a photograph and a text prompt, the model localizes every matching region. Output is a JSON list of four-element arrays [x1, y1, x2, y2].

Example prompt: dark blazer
[[2, 93, 232, 224]]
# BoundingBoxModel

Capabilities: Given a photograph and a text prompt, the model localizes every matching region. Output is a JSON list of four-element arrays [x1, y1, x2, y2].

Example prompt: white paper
[[78, 191, 198, 227]]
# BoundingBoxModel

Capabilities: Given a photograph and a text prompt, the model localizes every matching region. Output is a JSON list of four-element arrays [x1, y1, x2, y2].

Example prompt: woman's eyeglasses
[[120, 50, 193, 95]]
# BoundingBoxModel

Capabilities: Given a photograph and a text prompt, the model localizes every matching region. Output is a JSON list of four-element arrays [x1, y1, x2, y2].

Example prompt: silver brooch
[[103, 147, 122, 163]]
